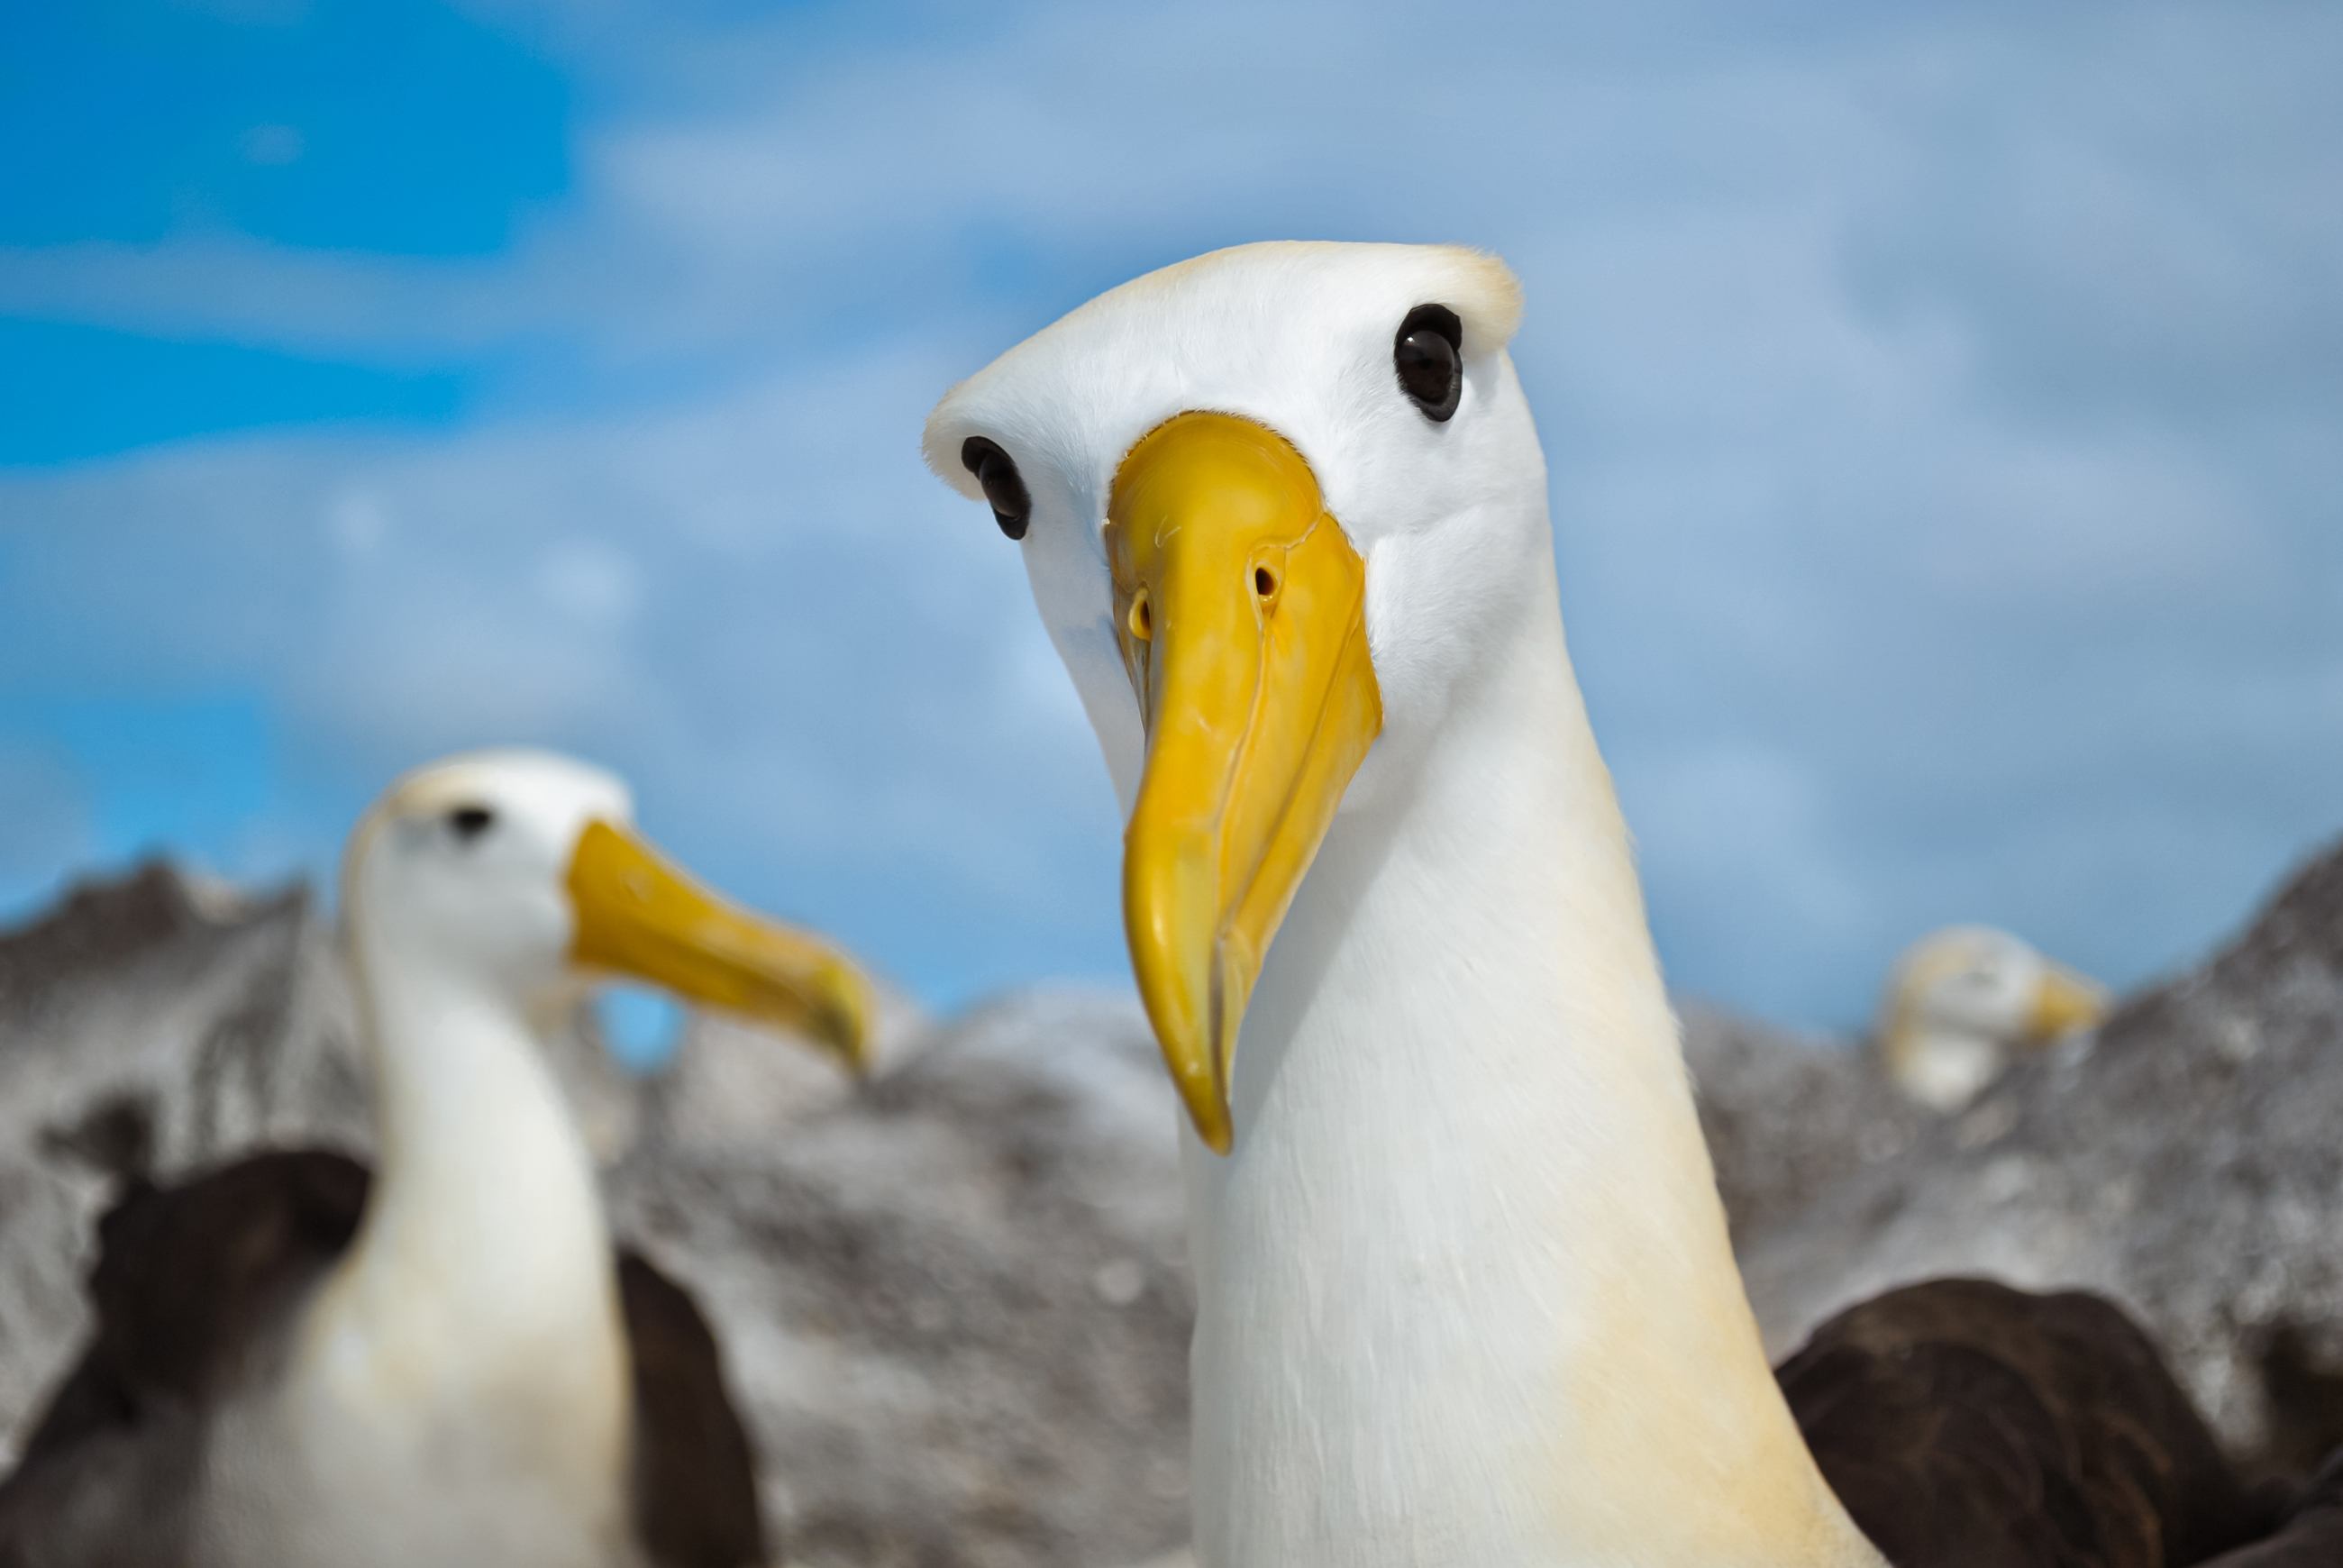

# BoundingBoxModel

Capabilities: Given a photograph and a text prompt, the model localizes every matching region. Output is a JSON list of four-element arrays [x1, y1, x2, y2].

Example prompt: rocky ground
[[1728, 839, 2343, 1475], [1679, 1002, 1929, 1244], [1, 840, 2339, 1563]]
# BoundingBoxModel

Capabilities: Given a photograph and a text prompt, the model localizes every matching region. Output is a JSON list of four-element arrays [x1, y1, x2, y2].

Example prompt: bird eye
[[1393, 304, 1463, 423], [961, 437, 1032, 541], [447, 806, 495, 842]]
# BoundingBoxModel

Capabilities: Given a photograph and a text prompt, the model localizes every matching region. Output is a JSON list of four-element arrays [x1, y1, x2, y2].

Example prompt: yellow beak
[[565, 819, 873, 1074], [2027, 962, 2109, 1044], [1107, 412, 1383, 1153]]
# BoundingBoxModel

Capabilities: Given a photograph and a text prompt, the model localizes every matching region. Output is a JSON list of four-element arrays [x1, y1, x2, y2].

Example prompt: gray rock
[[1679, 1003, 1928, 1243], [0, 869, 369, 1450], [611, 993, 1190, 1568], [1736, 838, 2343, 1473]]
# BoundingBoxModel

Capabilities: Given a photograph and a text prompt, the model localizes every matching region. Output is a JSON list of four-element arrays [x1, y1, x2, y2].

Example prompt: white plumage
[[929, 243, 1885, 1568], [214, 753, 643, 1566]]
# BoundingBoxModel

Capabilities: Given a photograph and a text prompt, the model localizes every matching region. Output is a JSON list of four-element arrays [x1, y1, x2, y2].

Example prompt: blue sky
[[2, 0, 2338, 1026]]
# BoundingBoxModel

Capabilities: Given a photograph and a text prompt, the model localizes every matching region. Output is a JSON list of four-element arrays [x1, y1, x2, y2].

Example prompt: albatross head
[[925, 242, 1538, 1150], [343, 749, 871, 1071], [1875, 925, 2107, 1112]]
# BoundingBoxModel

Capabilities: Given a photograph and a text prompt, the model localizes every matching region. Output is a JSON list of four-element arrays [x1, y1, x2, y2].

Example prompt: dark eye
[[448, 805, 495, 842], [961, 437, 1031, 541], [1393, 304, 1463, 423]]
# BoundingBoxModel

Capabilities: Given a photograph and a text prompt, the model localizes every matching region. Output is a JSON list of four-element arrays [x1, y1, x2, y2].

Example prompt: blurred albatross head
[[1874, 925, 2108, 1113], [344, 749, 872, 1074]]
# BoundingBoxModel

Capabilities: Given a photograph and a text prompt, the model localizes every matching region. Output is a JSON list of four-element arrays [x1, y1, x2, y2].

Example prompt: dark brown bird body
[[1783, 1278, 2343, 1568], [0, 1150, 764, 1568]]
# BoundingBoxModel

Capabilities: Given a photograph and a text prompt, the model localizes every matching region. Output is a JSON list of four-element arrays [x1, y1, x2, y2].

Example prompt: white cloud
[[0, 743, 93, 914], [326, 488, 392, 553], [534, 541, 639, 625]]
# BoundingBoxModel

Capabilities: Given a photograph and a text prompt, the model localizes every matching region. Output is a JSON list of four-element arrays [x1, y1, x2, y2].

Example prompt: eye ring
[[447, 805, 495, 842], [1393, 304, 1463, 423], [961, 437, 1032, 540]]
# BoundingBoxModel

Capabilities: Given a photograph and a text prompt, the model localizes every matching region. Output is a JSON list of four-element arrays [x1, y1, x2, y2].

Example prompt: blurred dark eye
[[1393, 304, 1463, 423], [448, 806, 495, 842], [961, 437, 1031, 541]]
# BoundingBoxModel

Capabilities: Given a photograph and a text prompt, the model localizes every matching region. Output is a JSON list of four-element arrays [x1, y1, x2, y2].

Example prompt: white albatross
[[0, 750, 871, 1568], [923, 242, 2340, 1568], [1875, 925, 2108, 1111]]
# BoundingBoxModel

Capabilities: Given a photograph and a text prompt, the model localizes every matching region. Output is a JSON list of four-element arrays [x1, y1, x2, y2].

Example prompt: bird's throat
[[1181, 574, 1883, 1568], [294, 950, 631, 1509]]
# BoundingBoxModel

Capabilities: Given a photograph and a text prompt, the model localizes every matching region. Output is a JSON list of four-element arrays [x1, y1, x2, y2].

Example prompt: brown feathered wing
[[1781, 1277, 2340, 1568]]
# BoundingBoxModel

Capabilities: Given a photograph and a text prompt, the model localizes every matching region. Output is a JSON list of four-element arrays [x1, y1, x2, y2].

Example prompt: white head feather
[[925, 241, 1531, 819]]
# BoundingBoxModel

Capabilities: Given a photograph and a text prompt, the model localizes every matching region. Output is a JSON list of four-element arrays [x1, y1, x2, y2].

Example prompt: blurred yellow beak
[[1108, 412, 1382, 1153], [566, 819, 872, 1074], [2028, 962, 2109, 1043]]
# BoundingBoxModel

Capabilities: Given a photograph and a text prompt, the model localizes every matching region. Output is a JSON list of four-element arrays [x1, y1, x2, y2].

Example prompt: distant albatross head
[[1875, 925, 2108, 1112], [342, 749, 872, 1071], [925, 242, 1538, 1150]]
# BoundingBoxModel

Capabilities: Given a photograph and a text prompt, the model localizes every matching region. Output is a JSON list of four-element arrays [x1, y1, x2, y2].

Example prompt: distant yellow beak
[[2028, 962, 2109, 1044], [565, 819, 872, 1074], [1108, 412, 1383, 1153]]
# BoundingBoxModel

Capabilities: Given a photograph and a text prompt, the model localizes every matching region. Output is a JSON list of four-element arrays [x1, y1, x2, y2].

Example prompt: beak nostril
[[1254, 566, 1277, 598], [1130, 592, 1153, 641]]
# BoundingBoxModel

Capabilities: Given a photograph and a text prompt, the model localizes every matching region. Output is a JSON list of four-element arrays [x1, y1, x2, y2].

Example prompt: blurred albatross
[[0, 750, 872, 1568], [1877, 925, 2108, 1111], [926, 242, 2340, 1567]]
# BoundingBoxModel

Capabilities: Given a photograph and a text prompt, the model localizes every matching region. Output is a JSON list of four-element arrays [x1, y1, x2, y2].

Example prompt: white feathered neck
[[1183, 555, 1885, 1568], [308, 923, 626, 1418], [241, 862, 636, 1567]]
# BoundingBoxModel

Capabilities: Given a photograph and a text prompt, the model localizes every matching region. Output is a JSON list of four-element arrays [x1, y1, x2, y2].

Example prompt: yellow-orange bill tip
[[566, 819, 873, 1073]]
